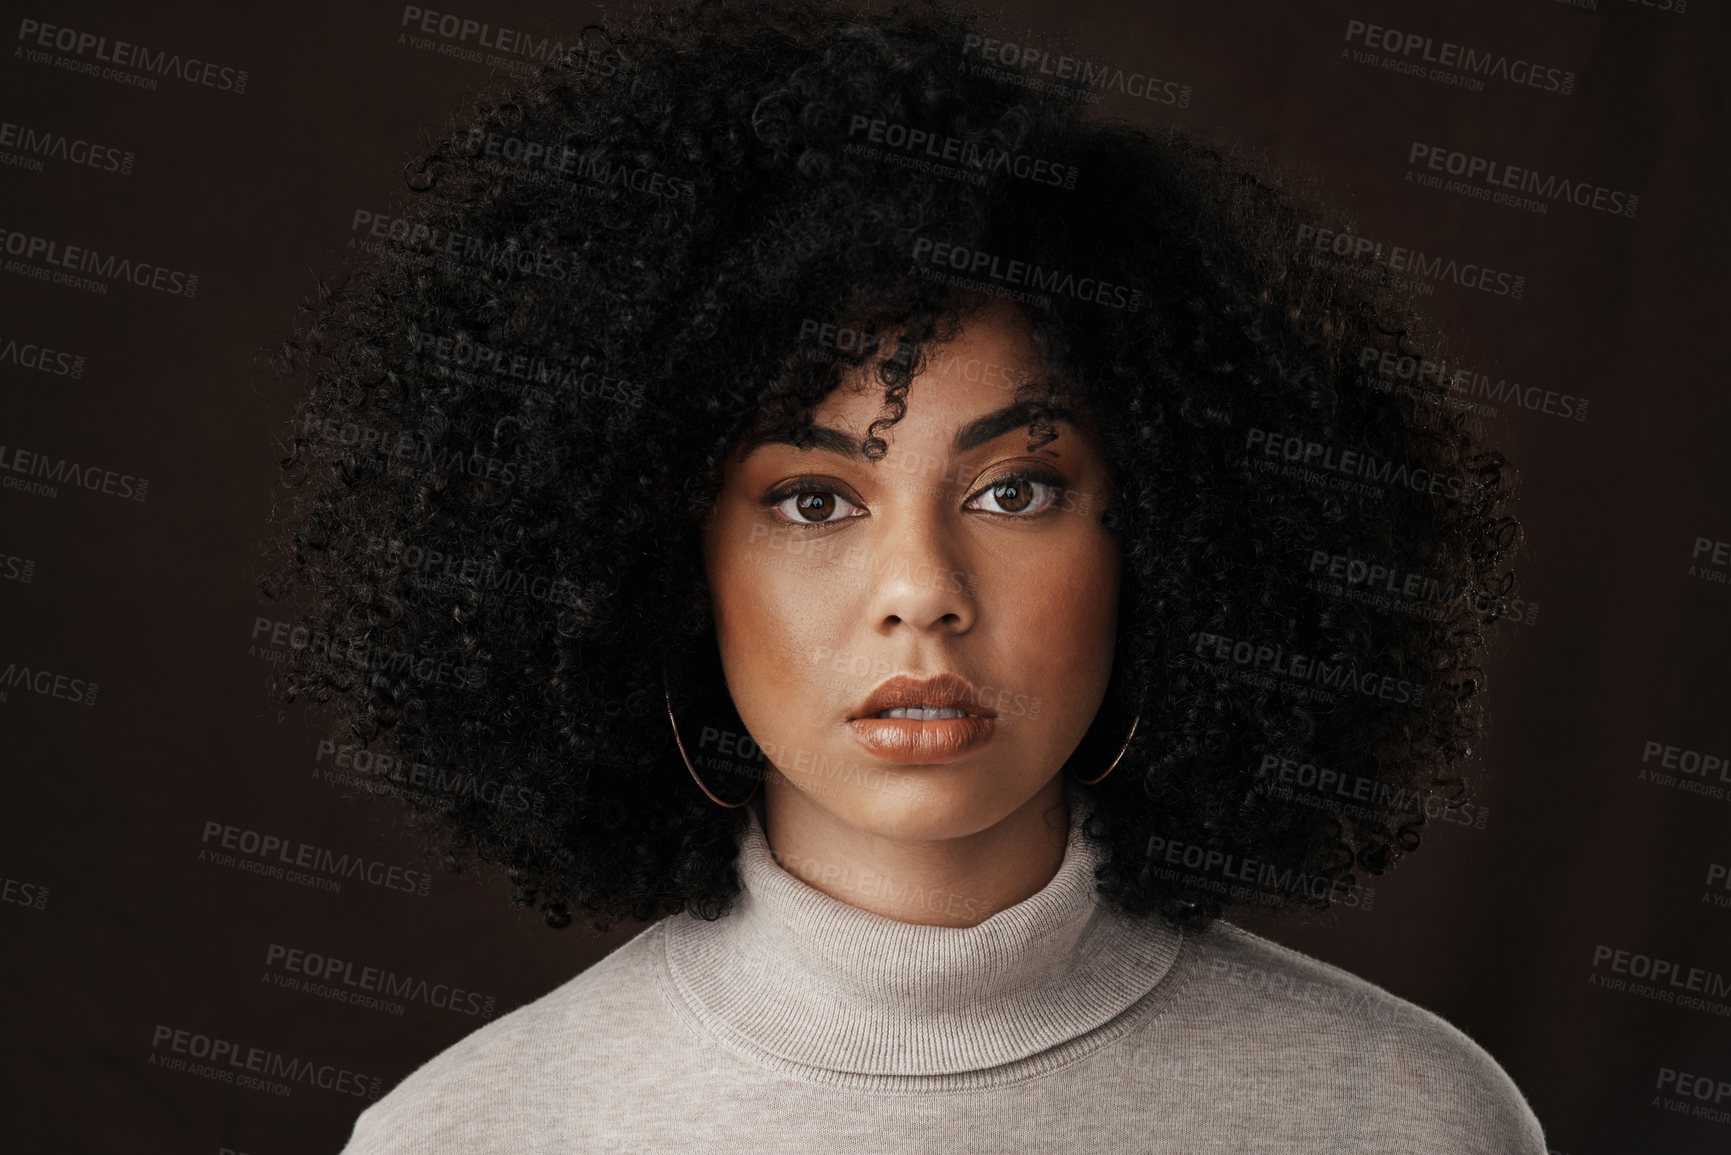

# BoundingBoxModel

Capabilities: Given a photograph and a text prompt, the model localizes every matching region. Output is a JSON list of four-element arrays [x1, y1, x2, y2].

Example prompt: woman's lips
[[845, 672, 999, 764], [845, 714, 996, 764]]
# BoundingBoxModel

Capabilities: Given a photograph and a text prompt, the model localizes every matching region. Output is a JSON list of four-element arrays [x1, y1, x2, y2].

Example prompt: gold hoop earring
[[1069, 714, 1140, 787], [663, 672, 760, 808]]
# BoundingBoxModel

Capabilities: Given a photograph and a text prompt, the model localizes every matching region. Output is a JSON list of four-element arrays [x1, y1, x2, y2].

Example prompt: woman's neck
[[759, 771, 1071, 927]]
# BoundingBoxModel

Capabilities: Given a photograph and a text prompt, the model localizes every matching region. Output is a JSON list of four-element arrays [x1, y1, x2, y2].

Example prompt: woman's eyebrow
[[737, 401, 1073, 460], [951, 401, 1073, 456], [738, 425, 864, 459]]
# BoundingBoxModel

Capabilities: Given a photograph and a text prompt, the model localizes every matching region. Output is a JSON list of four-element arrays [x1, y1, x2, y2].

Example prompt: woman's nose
[[861, 489, 977, 637]]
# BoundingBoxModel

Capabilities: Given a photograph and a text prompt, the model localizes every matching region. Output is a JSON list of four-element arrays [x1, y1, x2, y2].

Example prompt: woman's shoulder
[[1170, 919, 1549, 1153], [336, 920, 679, 1154]]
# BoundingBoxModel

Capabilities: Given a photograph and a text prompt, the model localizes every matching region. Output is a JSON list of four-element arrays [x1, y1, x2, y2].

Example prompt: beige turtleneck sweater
[[339, 794, 1548, 1153]]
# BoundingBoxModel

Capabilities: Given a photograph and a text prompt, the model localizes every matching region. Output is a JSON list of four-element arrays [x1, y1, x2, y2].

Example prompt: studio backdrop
[[2, 1, 1727, 1153]]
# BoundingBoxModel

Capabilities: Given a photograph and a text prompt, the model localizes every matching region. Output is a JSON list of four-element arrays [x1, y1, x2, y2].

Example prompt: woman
[[262, 0, 1545, 1149]]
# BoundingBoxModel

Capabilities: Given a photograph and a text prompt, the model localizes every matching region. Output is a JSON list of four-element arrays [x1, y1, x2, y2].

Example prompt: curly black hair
[[258, 0, 1523, 935]]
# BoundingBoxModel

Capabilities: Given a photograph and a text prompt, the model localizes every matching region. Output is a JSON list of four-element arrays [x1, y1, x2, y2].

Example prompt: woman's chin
[[788, 766, 1051, 846]]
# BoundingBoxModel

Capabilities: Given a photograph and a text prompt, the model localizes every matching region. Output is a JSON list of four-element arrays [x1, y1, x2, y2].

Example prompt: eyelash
[[763, 468, 1066, 527]]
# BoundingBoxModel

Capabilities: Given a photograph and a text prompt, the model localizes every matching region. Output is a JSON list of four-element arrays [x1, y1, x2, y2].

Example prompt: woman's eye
[[774, 489, 862, 524], [967, 474, 1059, 516]]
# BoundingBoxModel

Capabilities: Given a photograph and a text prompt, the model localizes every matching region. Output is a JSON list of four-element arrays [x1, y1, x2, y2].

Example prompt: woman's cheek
[[714, 519, 861, 731], [993, 527, 1117, 724]]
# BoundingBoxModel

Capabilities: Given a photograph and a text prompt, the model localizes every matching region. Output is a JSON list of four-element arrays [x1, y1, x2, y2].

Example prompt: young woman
[[263, 0, 1545, 1149]]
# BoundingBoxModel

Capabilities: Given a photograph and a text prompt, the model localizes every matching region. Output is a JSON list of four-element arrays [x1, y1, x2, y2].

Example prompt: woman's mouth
[[873, 705, 970, 720], [846, 674, 997, 764]]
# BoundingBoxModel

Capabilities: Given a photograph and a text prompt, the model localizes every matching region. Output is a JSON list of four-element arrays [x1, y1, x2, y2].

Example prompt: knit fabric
[[341, 796, 1548, 1153]]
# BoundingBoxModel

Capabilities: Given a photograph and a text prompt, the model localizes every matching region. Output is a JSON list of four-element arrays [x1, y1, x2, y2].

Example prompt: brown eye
[[794, 491, 835, 521], [772, 488, 862, 524], [965, 472, 1060, 517], [990, 479, 1033, 513]]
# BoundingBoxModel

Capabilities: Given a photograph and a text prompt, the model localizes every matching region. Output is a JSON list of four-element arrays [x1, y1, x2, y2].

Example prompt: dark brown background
[[2, 1, 1727, 1152]]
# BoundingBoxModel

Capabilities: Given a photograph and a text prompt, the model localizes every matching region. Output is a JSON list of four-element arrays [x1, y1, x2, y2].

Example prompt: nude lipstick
[[846, 673, 997, 764]]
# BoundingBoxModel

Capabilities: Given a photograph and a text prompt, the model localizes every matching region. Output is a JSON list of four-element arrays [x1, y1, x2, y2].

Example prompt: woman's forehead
[[811, 304, 1051, 435]]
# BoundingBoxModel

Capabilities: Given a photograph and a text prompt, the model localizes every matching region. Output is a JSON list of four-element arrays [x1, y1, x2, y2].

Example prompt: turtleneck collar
[[660, 788, 1186, 1081]]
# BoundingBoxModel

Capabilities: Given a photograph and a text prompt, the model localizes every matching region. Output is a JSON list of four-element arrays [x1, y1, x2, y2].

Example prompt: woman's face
[[702, 301, 1121, 842]]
